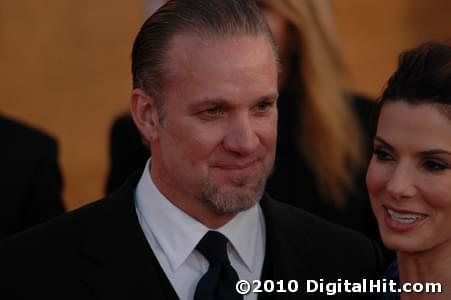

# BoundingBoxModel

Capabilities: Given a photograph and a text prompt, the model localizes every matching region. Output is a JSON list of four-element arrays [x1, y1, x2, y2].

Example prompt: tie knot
[[196, 231, 230, 264]]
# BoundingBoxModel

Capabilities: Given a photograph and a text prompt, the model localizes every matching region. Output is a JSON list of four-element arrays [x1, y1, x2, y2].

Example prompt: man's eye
[[255, 102, 273, 113], [205, 107, 223, 116], [423, 159, 448, 172], [373, 148, 393, 161]]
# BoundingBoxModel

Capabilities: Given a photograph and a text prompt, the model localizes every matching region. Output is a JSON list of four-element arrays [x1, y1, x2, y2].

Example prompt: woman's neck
[[398, 242, 451, 299]]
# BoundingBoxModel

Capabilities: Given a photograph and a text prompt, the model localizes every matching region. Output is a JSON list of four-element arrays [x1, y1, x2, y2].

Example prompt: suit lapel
[[77, 172, 178, 300], [260, 195, 319, 299]]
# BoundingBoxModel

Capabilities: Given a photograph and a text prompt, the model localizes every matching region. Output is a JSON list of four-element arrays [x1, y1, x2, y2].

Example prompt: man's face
[[150, 33, 278, 224]]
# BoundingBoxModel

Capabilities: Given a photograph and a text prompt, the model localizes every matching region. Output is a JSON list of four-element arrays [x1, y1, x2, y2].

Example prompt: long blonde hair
[[266, 0, 365, 205]]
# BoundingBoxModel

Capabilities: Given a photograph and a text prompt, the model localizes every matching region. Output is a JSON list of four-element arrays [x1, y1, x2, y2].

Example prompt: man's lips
[[212, 160, 261, 179], [215, 160, 258, 169]]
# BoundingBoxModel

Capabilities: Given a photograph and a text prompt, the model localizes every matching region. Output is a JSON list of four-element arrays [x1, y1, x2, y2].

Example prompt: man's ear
[[130, 88, 160, 144]]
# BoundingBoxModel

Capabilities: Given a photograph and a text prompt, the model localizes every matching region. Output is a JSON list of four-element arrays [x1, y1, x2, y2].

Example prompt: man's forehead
[[163, 32, 277, 73]]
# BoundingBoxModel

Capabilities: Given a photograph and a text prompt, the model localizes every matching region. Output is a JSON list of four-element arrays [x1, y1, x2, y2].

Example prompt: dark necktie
[[194, 231, 243, 300]]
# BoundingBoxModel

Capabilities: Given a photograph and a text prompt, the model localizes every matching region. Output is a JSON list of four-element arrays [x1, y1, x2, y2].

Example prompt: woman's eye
[[373, 148, 393, 161], [423, 160, 448, 172]]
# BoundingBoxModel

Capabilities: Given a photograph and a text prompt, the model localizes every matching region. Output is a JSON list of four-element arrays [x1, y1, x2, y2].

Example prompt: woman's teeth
[[387, 208, 425, 224]]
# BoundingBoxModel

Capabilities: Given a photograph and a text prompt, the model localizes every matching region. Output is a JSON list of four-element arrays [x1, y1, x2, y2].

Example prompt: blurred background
[[1, 0, 450, 210]]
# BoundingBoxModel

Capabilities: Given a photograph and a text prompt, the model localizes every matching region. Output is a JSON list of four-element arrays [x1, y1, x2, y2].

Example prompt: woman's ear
[[130, 88, 160, 144]]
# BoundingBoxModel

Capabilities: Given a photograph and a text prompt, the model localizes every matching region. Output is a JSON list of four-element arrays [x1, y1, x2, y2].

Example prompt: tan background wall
[[0, 0, 144, 210], [1, 0, 450, 211], [335, 0, 451, 97]]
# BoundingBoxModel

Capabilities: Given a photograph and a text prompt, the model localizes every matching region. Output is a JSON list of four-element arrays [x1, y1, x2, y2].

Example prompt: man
[[0, 115, 65, 239], [0, 1, 382, 299]]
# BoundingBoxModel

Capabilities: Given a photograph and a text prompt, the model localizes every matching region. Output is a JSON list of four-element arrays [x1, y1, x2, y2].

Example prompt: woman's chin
[[380, 232, 425, 254]]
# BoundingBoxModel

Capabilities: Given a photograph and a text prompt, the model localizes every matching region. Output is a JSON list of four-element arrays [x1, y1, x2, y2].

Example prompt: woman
[[367, 41, 451, 299], [257, 0, 376, 235]]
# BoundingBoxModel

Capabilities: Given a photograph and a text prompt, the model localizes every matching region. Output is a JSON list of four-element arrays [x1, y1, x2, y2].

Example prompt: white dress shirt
[[135, 160, 266, 300]]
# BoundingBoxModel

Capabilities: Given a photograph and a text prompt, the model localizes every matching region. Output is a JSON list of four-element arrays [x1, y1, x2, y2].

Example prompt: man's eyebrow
[[188, 93, 279, 110], [258, 93, 279, 102], [187, 98, 228, 110]]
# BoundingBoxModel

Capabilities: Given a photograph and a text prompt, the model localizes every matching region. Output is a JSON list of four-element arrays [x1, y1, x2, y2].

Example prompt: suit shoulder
[[0, 115, 57, 149], [0, 197, 108, 253], [263, 195, 382, 257], [263, 196, 384, 276]]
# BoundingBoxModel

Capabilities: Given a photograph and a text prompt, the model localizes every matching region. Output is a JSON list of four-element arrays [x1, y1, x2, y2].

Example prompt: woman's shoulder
[[377, 260, 400, 300], [383, 260, 399, 281]]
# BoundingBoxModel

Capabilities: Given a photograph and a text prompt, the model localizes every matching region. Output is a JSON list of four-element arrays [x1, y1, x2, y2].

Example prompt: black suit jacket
[[0, 172, 382, 299], [0, 116, 65, 239]]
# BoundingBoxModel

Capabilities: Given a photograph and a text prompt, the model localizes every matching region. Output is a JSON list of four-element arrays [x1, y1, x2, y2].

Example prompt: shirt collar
[[135, 160, 260, 272], [217, 203, 260, 272]]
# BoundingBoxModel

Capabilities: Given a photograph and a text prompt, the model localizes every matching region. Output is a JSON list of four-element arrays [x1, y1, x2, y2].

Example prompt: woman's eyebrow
[[373, 136, 394, 151], [419, 149, 451, 156]]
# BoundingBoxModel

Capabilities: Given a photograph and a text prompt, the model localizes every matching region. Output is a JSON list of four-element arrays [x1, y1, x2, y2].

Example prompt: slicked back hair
[[131, 0, 278, 118]]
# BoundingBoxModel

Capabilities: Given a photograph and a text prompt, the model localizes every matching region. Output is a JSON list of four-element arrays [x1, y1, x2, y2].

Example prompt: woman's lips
[[383, 205, 428, 232]]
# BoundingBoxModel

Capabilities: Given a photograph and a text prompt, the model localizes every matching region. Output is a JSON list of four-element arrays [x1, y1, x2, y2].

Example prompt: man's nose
[[386, 163, 417, 200], [222, 114, 259, 156]]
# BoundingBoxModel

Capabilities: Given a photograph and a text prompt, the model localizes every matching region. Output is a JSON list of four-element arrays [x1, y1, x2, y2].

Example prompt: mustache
[[210, 153, 268, 168], [212, 159, 259, 168]]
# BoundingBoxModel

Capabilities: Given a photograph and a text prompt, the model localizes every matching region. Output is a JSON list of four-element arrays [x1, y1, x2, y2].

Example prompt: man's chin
[[199, 178, 266, 214], [219, 169, 268, 187]]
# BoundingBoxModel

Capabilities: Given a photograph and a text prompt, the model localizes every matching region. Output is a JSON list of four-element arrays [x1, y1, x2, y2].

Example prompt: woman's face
[[367, 101, 451, 255]]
